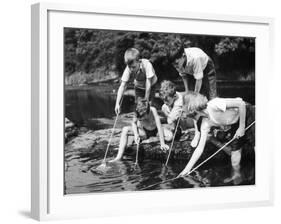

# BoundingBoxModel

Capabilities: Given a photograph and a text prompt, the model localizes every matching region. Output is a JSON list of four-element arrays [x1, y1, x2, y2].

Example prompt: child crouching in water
[[110, 99, 169, 162], [178, 92, 255, 184]]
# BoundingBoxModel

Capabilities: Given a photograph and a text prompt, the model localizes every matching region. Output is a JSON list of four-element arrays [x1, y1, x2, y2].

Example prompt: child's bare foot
[[142, 137, 158, 144], [223, 172, 243, 185], [108, 158, 119, 163], [191, 131, 200, 148]]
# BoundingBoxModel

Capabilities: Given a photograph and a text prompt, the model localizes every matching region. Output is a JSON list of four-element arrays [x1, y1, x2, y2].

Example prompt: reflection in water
[[65, 85, 135, 130], [65, 151, 255, 194]]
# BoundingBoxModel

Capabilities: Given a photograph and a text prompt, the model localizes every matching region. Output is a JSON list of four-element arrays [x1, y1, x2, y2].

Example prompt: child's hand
[[115, 104, 120, 115], [191, 131, 200, 148], [135, 135, 141, 145], [177, 169, 189, 178], [166, 123, 175, 131], [161, 104, 170, 117], [160, 143, 169, 151], [235, 127, 245, 139]]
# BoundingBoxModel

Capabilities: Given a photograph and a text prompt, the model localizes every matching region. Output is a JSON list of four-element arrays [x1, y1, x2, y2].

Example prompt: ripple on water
[[65, 154, 255, 194]]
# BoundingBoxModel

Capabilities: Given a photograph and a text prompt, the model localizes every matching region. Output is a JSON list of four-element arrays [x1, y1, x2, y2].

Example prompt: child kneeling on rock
[[159, 80, 183, 141], [178, 92, 255, 185], [110, 99, 170, 162]]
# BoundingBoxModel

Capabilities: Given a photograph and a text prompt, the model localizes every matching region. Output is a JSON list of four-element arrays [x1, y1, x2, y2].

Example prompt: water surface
[[64, 84, 255, 194]]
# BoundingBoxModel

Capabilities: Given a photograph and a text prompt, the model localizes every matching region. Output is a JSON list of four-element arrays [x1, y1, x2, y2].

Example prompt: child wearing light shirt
[[171, 47, 217, 99], [170, 46, 218, 149], [179, 92, 255, 185], [115, 48, 158, 115], [159, 80, 183, 141]]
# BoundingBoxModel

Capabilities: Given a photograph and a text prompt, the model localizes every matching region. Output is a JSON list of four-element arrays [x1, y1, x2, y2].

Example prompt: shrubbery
[[64, 28, 255, 84]]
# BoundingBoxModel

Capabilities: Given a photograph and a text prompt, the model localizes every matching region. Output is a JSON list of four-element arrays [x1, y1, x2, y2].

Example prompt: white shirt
[[179, 47, 209, 80], [121, 59, 158, 89], [161, 92, 183, 124], [206, 98, 240, 127]]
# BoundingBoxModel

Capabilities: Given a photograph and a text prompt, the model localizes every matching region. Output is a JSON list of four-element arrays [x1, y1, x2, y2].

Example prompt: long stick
[[101, 97, 123, 164], [141, 177, 180, 190], [141, 121, 255, 190], [135, 143, 140, 165], [180, 121, 255, 177], [165, 110, 183, 166]]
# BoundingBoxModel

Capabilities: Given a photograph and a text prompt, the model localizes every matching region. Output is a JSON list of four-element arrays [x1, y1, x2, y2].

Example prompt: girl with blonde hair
[[179, 92, 255, 184]]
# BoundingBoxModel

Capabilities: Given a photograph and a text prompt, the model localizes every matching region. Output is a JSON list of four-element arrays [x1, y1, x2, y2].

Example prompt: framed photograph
[[31, 2, 274, 221]]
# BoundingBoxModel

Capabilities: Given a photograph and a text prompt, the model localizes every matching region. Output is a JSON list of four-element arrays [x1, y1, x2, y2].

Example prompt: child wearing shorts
[[178, 92, 255, 184], [115, 48, 158, 115], [170, 45, 217, 149], [110, 99, 169, 162]]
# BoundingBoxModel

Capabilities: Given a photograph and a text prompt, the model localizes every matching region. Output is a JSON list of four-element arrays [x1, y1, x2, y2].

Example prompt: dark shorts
[[212, 103, 255, 152], [143, 127, 158, 138], [186, 57, 217, 100], [174, 126, 182, 140], [134, 85, 156, 102]]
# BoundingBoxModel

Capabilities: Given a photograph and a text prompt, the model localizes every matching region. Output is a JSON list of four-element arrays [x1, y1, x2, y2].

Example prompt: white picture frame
[[31, 2, 275, 221]]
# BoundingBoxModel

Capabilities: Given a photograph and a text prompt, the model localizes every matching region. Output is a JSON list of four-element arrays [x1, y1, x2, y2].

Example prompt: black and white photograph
[[64, 28, 255, 194]]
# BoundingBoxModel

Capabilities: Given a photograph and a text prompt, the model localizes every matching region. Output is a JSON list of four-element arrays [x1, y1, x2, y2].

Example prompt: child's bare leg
[[224, 149, 242, 184], [191, 119, 200, 147], [110, 126, 132, 162], [163, 124, 173, 142]]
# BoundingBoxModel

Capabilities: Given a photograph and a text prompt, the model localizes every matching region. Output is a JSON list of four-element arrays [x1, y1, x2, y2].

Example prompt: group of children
[[110, 46, 255, 184]]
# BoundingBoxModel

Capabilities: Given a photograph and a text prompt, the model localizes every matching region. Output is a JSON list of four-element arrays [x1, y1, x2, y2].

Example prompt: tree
[[64, 28, 255, 83]]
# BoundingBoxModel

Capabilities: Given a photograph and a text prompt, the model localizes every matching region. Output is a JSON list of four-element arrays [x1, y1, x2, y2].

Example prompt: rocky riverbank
[[64, 116, 245, 174]]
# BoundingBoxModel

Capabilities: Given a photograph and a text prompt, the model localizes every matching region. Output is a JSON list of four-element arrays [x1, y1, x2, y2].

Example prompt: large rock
[[65, 126, 230, 167], [65, 113, 255, 172], [65, 118, 79, 143]]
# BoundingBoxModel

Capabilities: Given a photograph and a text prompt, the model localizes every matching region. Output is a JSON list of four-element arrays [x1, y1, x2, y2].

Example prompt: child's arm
[[193, 58, 204, 93], [191, 119, 200, 148], [145, 78, 153, 101], [194, 79, 203, 93], [181, 75, 189, 93], [132, 117, 140, 144], [115, 81, 127, 115], [225, 98, 246, 138], [151, 107, 169, 151], [178, 119, 210, 177], [161, 104, 170, 117]]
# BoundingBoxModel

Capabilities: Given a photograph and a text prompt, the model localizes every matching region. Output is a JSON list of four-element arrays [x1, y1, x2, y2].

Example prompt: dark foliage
[[64, 28, 255, 83]]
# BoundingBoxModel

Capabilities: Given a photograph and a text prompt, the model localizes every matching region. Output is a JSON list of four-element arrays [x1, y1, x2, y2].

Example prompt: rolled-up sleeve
[[192, 59, 204, 80], [143, 60, 156, 79], [167, 105, 182, 124], [162, 104, 170, 115], [209, 98, 227, 112], [121, 66, 130, 82]]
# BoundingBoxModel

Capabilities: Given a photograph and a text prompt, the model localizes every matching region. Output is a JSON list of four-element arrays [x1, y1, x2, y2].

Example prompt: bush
[[64, 28, 255, 83]]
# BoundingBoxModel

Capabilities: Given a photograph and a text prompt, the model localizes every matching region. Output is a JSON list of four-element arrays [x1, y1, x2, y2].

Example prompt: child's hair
[[135, 98, 150, 118], [183, 92, 208, 115], [168, 39, 185, 62], [124, 48, 140, 65], [159, 80, 176, 99]]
